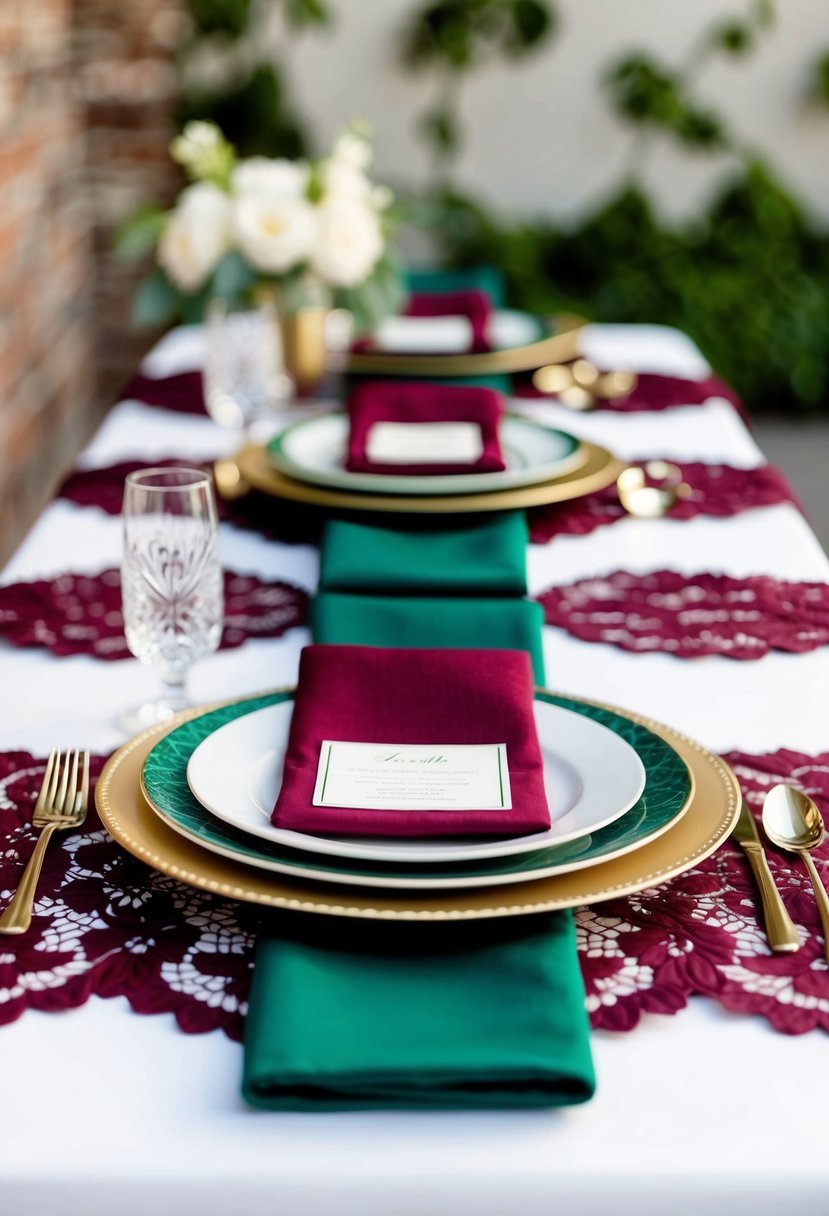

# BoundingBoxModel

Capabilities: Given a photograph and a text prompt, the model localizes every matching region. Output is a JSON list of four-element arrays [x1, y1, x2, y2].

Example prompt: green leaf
[[283, 0, 332, 29], [402, 0, 555, 70], [419, 105, 460, 155], [606, 56, 683, 127], [713, 21, 753, 55], [337, 256, 406, 332], [187, 0, 253, 38], [210, 251, 259, 304], [131, 269, 183, 329], [504, 0, 554, 55], [676, 106, 726, 149], [113, 206, 167, 262]]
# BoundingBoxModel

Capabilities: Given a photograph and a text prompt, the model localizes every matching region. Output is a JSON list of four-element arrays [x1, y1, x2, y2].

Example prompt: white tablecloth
[[2, 324, 828, 1216]]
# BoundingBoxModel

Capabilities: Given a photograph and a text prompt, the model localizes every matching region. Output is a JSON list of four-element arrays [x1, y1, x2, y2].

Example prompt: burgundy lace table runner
[[1, 745, 826, 1039], [540, 570, 829, 659], [528, 460, 797, 544], [515, 369, 747, 419], [123, 366, 747, 422], [0, 569, 308, 660], [59, 460, 322, 546], [61, 457, 796, 553]]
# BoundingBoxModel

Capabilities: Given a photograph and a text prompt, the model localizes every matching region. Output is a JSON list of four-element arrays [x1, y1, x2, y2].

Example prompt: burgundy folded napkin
[[406, 288, 493, 353], [272, 645, 550, 838], [345, 381, 506, 476], [121, 370, 205, 414]]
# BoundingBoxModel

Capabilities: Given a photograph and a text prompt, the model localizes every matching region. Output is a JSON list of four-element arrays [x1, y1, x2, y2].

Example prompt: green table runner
[[244, 913, 594, 1110], [243, 508, 594, 1109], [310, 593, 546, 683], [318, 513, 529, 596]]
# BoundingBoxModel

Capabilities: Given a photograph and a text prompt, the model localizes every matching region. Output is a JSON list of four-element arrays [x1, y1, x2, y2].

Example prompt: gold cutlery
[[0, 749, 90, 936], [617, 461, 692, 519], [532, 359, 637, 410], [213, 458, 250, 501], [762, 784, 829, 962], [733, 800, 800, 952]]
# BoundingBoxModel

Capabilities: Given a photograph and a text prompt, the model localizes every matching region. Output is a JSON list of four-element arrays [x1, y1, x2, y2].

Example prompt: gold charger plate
[[233, 440, 624, 514], [345, 314, 582, 378], [96, 694, 740, 921]]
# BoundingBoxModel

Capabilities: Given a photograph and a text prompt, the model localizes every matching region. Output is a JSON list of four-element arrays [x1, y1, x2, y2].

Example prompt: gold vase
[[280, 305, 329, 397]]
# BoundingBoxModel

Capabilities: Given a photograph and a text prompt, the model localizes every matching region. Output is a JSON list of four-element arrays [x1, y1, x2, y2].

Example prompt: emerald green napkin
[[404, 264, 506, 308], [310, 592, 546, 683], [318, 513, 529, 596], [346, 371, 511, 394], [243, 913, 595, 1110]]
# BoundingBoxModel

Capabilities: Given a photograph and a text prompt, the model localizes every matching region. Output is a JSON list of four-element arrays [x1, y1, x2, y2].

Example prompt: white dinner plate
[[366, 310, 543, 354], [266, 412, 586, 495], [186, 700, 646, 865]]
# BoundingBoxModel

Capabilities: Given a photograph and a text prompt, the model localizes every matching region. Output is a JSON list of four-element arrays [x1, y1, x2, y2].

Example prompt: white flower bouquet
[[119, 120, 403, 331]]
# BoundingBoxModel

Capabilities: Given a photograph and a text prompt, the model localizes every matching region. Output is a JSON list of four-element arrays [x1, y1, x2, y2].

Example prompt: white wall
[[285, 0, 829, 225]]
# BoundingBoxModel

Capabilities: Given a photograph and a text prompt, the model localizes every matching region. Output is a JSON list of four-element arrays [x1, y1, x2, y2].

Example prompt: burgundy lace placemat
[[124, 367, 747, 421], [540, 570, 829, 659], [515, 369, 747, 420], [122, 370, 205, 415], [0, 568, 308, 660], [528, 461, 797, 544], [59, 459, 323, 546], [1, 745, 827, 1039]]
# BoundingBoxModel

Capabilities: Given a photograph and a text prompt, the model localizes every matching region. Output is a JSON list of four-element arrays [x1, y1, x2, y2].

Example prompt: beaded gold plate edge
[[234, 440, 624, 514], [96, 691, 741, 921], [344, 315, 582, 376]]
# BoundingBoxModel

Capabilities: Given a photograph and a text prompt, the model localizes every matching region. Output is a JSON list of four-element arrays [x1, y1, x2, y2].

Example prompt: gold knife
[[733, 801, 800, 952]]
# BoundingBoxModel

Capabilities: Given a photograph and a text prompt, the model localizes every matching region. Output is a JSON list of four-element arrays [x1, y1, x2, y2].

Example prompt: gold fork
[[0, 749, 90, 935]]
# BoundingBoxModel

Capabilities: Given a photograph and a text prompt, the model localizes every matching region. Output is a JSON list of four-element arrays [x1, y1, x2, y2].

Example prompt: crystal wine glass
[[120, 468, 224, 732], [203, 296, 292, 441]]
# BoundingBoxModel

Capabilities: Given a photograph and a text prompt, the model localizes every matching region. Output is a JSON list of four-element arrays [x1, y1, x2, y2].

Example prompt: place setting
[[93, 402, 741, 926], [234, 367, 624, 515]]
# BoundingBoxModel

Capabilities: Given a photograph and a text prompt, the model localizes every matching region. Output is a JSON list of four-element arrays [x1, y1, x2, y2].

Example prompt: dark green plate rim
[[141, 691, 691, 884]]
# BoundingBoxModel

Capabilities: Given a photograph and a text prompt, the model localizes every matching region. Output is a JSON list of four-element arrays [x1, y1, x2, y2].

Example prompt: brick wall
[[0, 1, 181, 565]]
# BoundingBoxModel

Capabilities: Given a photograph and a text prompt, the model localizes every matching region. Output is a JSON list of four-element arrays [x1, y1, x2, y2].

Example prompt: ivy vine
[[159, 0, 829, 413]]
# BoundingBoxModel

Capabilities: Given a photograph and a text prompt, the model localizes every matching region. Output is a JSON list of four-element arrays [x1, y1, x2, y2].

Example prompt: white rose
[[231, 157, 309, 200], [158, 182, 232, 293], [232, 192, 317, 274], [331, 131, 372, 171], [321, 158, 371, 203], [311, 199, 384, 288], [169, 121, 232, 182]]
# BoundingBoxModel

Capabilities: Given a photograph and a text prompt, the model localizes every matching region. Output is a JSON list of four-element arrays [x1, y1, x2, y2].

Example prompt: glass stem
[[161, 672, 186, 705]]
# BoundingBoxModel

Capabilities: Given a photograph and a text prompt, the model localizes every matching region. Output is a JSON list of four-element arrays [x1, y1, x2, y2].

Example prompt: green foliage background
[[174, 0, 829, 414]]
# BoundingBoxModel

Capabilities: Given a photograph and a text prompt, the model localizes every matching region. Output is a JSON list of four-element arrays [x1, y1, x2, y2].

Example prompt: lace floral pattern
[[58, 459, 320, 547], [515, 369, 747, 419], [59, 459, 322, 545], [540, 569, 829, 659], [0, 568, 308, 660], [1, 747, 827, 1038], [528, 461, 797, 543]]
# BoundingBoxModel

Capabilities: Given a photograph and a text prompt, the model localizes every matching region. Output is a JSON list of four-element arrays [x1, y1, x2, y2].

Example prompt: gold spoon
[[762, 784, 829, 961]]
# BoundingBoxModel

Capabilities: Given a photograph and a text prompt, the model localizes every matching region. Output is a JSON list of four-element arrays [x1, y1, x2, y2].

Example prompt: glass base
[[118, 694, 190, 735]]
